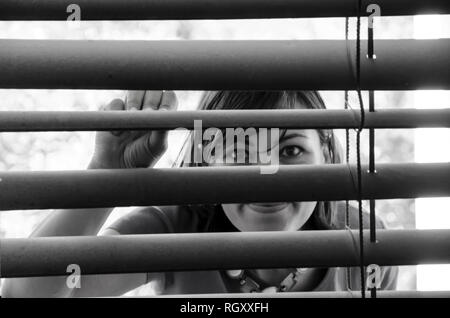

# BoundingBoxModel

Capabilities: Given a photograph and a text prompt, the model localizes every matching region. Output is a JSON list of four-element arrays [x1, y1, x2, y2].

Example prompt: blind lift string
[[355, 0, 380, 299]]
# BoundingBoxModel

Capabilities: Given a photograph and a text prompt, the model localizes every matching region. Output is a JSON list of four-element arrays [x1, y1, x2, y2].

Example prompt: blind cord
[[344, 16, 353, 291], [356, 0, 367, 298]]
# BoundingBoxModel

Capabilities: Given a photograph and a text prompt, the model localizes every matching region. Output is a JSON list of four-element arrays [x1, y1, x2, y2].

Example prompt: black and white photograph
[[0, 0, 449, 306]]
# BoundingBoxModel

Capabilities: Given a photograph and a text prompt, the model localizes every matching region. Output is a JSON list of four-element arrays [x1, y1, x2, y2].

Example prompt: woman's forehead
[[218, 128, 319, 143], [282, 129, 314, 139]]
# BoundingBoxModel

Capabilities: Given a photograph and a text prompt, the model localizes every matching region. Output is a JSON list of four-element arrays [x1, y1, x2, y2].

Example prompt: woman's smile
[[247, 202, 289, 214]]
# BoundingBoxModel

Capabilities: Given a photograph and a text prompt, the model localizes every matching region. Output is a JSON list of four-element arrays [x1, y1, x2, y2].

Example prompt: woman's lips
[[247, 202, 289, 213]]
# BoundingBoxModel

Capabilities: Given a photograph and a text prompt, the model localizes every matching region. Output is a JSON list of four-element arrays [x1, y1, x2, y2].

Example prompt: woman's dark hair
[[176, 91, 343, 230]]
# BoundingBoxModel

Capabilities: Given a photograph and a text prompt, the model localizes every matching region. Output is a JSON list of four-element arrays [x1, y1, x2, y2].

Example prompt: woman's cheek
[[287, 202, 317, 230]]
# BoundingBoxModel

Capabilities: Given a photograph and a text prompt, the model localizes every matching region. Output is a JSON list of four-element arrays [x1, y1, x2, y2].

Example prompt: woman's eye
[[281, 145, 304, 157]]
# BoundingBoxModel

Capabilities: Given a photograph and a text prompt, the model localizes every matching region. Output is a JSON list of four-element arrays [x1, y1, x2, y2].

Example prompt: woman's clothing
[[108, 203, 398, 294]]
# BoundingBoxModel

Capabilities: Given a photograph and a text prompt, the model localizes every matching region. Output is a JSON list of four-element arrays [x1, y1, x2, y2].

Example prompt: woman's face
[[221, 127, 325, 231]]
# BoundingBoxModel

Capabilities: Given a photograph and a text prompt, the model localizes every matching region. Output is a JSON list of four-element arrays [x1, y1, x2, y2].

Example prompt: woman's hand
[[89, 90, 178, 169]]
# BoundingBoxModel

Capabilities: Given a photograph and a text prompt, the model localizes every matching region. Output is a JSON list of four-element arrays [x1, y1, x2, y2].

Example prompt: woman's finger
[[125, 90, 145, 110], [104, 98, 125, 111], [149, 91, 178, 146], [142, 91, 164, 111], [159, 90, 178, 111]]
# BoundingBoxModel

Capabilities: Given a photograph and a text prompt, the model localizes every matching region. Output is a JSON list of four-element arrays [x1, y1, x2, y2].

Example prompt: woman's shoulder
[[333, 201, 387, 230], [107, 205, 205, 235]]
